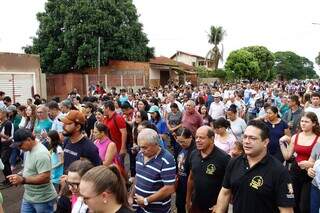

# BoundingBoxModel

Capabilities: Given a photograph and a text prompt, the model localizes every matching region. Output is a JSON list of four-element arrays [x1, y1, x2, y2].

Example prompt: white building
[[0, 52, 46, 103]]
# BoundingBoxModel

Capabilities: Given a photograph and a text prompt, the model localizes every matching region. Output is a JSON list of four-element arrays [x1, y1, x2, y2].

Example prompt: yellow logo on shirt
[[249, 176, 263, 189], [206, 164, 216, 175]]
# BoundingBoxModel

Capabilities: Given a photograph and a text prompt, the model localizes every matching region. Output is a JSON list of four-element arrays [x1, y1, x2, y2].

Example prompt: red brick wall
[[46, 73, 85, 100]]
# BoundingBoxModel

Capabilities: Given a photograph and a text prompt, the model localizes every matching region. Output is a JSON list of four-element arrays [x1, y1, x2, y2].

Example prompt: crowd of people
[[0, 79, 320, 213]]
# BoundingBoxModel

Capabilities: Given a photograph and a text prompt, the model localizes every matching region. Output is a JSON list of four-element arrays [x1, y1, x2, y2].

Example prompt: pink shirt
[[94, 137, 116, 162]]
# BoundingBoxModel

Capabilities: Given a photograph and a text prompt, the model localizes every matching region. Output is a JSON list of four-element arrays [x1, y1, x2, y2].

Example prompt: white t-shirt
[[305, 106, 320, 123], [209, 102, 225, 119], [229, 117, 247, 140]]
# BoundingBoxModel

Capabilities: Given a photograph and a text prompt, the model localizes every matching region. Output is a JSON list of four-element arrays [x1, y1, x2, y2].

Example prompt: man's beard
[[62, 130, 73, 137]]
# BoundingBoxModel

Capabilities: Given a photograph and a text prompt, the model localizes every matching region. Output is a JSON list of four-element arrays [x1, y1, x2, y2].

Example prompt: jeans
[[21, 199, 55, 213], [9, 147, 20, 167], [310, 184, 320, 213]]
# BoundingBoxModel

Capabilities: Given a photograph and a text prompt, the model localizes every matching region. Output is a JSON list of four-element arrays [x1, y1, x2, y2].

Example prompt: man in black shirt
[[60, 110, 101, 173], [186, 126, 230, 213], [215, 120, 295, 213], [0, 108, 13, 187]]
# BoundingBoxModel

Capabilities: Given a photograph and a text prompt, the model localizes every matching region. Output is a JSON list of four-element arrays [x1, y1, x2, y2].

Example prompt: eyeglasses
[[65, 180, 80, 189], [36, 111, 44, 114]]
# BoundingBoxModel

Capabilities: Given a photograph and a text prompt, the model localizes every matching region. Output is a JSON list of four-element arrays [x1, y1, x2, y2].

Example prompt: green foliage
[[196, 66, 227, 79], [24, 0, 154, 73], [224, 49, 260, 81], [273, 51, 318, 80], [224, 46, 275, 81], [243, 46, 275, 81]]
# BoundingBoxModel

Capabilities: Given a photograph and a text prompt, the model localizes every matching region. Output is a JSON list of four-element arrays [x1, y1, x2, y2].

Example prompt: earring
[[104, 200, 107, 204]]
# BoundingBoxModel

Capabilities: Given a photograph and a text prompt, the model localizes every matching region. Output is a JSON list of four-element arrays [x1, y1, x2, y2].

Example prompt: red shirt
[[294, 133, 318, 163], [103, 112, 126, 152]]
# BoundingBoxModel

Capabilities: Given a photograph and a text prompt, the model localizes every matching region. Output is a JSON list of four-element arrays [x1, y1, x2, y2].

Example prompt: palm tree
[[206, 26, 225, 70]]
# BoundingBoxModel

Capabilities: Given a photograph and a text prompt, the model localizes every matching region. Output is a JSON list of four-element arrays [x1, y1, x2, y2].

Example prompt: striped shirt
[[134, 149, 176, 213]]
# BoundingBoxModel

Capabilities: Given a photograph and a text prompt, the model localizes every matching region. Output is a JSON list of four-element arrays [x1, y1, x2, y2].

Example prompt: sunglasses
[[65, 180, 80, 189]]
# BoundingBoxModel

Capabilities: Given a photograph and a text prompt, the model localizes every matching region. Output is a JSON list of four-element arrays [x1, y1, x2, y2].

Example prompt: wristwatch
[[143, 197, 149, 206]]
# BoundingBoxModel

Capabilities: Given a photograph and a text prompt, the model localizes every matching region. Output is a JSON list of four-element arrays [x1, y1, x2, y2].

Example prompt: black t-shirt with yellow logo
[[223, 154, 295, 213], [189, 146, 230, 210]]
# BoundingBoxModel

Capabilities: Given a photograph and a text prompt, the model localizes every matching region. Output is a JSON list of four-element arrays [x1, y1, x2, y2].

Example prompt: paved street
[[0, 173, 23, 213]]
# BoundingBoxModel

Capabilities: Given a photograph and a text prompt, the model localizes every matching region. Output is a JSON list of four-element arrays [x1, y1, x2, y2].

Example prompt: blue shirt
[[134, 149, 176, 213], [150, 119, 168, 135], [265, 120, 288, 162]]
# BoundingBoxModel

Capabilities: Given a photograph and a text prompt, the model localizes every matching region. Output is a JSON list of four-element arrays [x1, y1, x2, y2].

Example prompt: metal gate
[[0, 73, 35, 104]]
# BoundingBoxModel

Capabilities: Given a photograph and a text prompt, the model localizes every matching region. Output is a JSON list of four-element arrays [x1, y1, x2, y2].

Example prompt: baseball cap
[[11, 128, 34, 148], [59, 110, 85, 125], [148, 105, 160, 113], [6, 105, 17, 113], [121, 101, 133, 109]]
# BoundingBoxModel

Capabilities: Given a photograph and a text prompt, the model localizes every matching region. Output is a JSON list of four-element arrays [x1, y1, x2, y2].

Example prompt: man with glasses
[[215, 120, 295, 213], [7, 128, 57, 213]]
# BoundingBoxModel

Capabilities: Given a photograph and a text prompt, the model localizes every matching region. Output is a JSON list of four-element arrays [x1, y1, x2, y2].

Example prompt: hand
[[209, 205, 216, 212], [134, 194, 145, 207], [186, 200, 192, 212], [308, 167, 316, 178], [298, 160, 309, 169], [128, 195, 134, 206], [7, 174, 24, 185], [120, 148, 127, 157], [279, 135, 290, 144], [41, 131, 48, 139]]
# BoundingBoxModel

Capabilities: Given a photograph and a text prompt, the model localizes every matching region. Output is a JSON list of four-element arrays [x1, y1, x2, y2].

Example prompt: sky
[[1, 0, 320, 71]]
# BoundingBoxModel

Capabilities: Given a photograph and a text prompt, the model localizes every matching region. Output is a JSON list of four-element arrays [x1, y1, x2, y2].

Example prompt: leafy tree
[[224, 49, 260, 81], [243, 46, 275, 80], [206, 26, 225, 70], [24, 0, 154, 73], [273, 51, 318, 80]]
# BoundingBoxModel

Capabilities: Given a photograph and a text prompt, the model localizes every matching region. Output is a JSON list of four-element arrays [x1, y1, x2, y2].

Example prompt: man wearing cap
[[60, 110, 101, 172], [209, 92, 225, 120], [0, 108, 13, 188], [8, 128, 57, 212]]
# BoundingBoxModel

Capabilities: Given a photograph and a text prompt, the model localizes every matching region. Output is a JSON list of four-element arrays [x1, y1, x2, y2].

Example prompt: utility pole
[[98, 37, 101, 83]]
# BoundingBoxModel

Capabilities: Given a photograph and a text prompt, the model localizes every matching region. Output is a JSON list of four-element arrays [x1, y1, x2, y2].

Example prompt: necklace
[[270, 119, 279, 128]]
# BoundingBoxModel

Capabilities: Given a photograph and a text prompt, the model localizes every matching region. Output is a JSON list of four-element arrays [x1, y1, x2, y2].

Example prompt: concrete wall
[[149, 67, 160, 79], [172, 54, 197, 66]]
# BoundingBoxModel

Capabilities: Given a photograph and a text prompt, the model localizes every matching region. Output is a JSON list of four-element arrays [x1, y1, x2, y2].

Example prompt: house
[[0, 52, 46, 103], [170, 50, 214, 68], [149, 56, 197, 87], [46, 57, 198, 100]]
